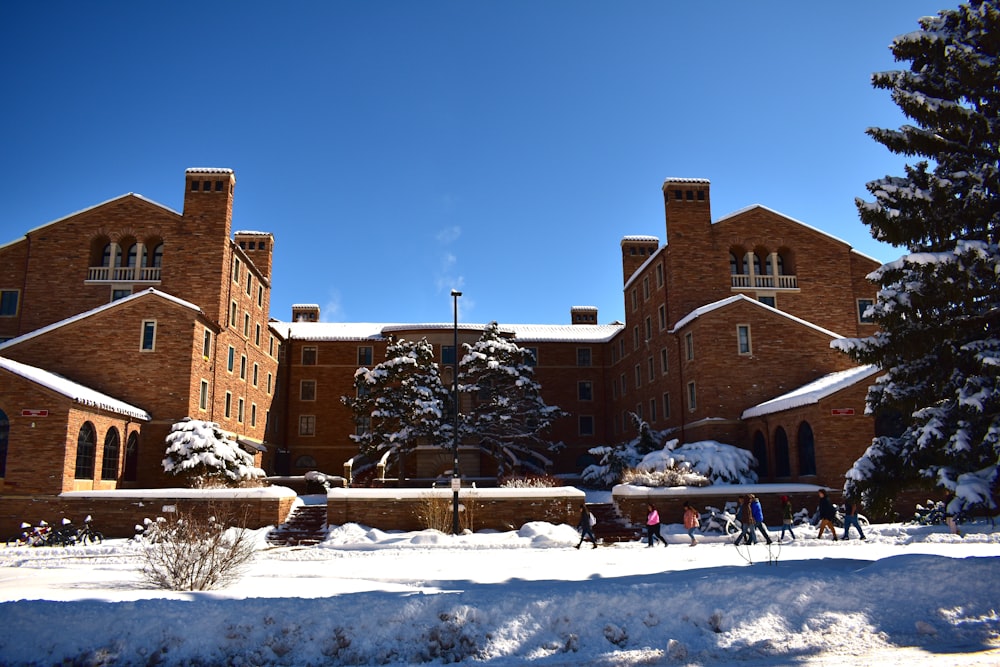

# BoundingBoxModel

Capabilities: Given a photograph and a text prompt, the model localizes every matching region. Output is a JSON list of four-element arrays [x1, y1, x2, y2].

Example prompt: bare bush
[[138, 506, 256, 591], [499, 473, 560, 488], [418, 493, 479, 533]]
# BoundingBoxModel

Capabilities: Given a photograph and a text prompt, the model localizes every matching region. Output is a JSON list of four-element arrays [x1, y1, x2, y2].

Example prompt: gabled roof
[[276, 320, 625, 344], [741, 365, 880, 419], [0, 356, 151, 421], [669, 294, 843, 339], [0, 288, 203, 352], [0, 194, 181, 252]]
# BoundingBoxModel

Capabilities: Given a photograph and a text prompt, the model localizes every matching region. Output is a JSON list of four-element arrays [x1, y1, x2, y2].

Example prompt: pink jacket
[[647, 509, 660, 526]]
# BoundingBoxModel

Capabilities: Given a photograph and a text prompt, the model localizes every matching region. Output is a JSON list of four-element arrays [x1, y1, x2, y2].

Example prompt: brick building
[[0, 169, 881, 503]]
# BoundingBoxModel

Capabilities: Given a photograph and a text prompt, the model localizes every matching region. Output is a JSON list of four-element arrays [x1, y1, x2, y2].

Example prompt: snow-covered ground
[[1, 496, 998, 666]]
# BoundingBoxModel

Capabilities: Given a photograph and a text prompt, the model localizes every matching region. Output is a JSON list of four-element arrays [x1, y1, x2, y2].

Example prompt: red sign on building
[[830, 408, 855, 416], [21, 409, 49, 417]]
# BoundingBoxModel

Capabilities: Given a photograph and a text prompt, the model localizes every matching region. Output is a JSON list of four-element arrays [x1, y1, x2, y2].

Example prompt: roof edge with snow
[[741, 365, 880, 419]]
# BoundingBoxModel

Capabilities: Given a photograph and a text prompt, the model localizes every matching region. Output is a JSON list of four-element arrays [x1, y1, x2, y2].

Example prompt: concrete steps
[[266, 504, 328, 546], [589, 502, 641, 544]]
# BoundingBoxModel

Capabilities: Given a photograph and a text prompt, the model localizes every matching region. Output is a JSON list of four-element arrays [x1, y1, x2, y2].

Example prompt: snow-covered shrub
[[499, 473, 560, 488], [621, 462, 710, 488], [138, 506, 256, 591], [640, 439, 758, 485], [162, 417, 265, 487], [581, 414, 663, 487]]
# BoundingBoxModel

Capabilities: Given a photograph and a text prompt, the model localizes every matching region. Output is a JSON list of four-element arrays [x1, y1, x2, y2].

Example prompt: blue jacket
[[750, 498, 764, 523]]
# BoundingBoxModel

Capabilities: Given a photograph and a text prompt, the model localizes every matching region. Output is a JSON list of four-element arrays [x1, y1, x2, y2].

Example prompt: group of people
[[576, 489, 868, 549]]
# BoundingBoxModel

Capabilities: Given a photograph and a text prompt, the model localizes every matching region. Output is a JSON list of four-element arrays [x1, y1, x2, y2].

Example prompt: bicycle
[[76, 515, 104, 545]]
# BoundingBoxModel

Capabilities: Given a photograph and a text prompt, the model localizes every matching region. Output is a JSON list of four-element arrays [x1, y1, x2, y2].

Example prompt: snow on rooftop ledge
[[186, 167, 234, 174], [741, 365, 880, 419], [663, 177, 710, 184], [621, 235, 659, 244]]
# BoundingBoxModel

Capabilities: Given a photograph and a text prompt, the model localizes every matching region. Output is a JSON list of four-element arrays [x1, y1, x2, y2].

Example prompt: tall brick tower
[[661, 178, 728, 326], [176, 168, 236, 326], [620, 235, 659, 286]]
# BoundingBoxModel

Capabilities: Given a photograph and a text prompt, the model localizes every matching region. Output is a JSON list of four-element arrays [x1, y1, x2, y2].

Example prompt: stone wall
[[326, 486, 585, 532], [0, 488, 296, 539]]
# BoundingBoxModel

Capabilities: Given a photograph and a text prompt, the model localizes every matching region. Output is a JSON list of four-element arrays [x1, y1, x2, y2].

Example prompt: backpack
[[589, 512, 597, 526]]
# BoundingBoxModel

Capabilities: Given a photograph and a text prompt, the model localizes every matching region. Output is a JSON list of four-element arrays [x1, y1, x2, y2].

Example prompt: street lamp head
[[451, 290, 463, 297]]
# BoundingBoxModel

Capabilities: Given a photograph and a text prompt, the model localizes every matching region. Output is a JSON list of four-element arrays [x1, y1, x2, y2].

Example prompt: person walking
[[816, 489, 838, 541], [779, 495, 796, 541], [576, 503, 598, 549], [734, 495, 757, 546], [645, 503, 668, 547], [841, 497, 866, 540], [749, 494, 773, 545], [682, 502, 700, 546]]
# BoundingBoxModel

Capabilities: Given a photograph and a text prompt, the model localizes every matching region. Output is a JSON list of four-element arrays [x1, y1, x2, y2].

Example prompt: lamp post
[[450, 289, 462, 535]]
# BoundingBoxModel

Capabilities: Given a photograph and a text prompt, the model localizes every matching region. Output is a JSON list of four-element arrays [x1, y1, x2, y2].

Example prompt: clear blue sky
[[0, 1, 956, 326]]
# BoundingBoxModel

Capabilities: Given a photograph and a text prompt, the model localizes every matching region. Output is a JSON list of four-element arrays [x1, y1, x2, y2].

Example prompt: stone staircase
[[589, 502, 641, 544], [266, 504, 328, 546]]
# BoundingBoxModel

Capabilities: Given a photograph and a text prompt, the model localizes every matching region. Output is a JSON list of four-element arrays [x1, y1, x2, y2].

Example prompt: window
[[239, 355, 247, 380], [355, 415, 371, 437], [633, 326, 640, 350], [650, 398, 657, 422], [255, 323, 261, 346], [252, 363, 259, 387], [202, 329, 212, 359], [300, 380, 316, 401], [648, 357, 654, 383], [662, 392, 671, 418], [644, 317, 652, 342], [660, 348, 669, 375], [630, 289, 637, 312], [230, 301, 238, 327], [245, 273, 252, 296], [775, 431, 791, 477], [442, 345, 456, 365], [753, 431, 768, 477], [655, 263, 664, 288], [224, 392, 232, 418], [579, 415, 594, 436], [0, 290, 19, 316], [658, 305, 666, 331], [758, 295, 776, 308], [687, 381, 697, 411], [299, 415, 316, 436], [798, 422, 817, 476], [301, 346, 317, 365], [269, 336, 275, 357], [857, 298, 875, 323], [578, 381, 593, 401], [232, 257, 241, 283], [642, 277, 650, 300], [198, 380, 209, 410], [577, 348, 592, 367], [620, 373, 626, 396], [737, 325, 752, 355], [238, 398, 245, 423], [111, 289, 131, 302], [634, 364, 641, 388], [75, 422, 96, 479], [250, 403, 257, 428], [524, 347, 538, 366], [636, 402, 643, 419], [257, 285, 264, 308], [243, 312, 250, 337], [267, 372, 273, 394], [685, 332, 694, 360], [358, 346, 373, 365], [123, 433, 139, 482], [100, 428, 120, 480], [227, 346, 235, 373], [0, 409, 8, 477], [140, 320, 156, 351]]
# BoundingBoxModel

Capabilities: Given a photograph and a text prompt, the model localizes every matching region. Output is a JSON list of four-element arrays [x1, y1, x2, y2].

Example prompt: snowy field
[[1, 501, 998, 666]]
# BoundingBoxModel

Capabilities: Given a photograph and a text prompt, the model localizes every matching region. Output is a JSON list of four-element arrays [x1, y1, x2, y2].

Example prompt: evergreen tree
[[459, 321, 567, 479], [833, 0, 1000, 513], [162, 417, 265, 486], [341, 336, 451, 481]]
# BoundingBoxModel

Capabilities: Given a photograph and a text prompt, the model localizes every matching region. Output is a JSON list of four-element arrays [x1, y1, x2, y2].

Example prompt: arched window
[[150, 243, 163, 268], [101, 427, 121, 480], [798, 421, 817, 476], [775, 432, 791, 477], [0, 408, 9, 477], [75, 422, 97, 480], [776, 254, 785, 275], [765, 254, 775, 275], [101, 243, 114, 268], [752, 253, 763, 275], [752, 430, 768, 477], [295, 455, 318, 468], [729, 252, 739, 275], [125, 243, 138, 268], [123, 432, 139, 482]]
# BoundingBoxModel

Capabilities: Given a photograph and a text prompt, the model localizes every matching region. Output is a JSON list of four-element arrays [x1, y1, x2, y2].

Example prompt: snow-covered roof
[[669, 294, 844, 339], [186, 167, 234, 174], [621, 235, 659, 244], [233, 230, 273, 237], [275, 321, 625, 344], [740, 365, 880, 419], [1, 194, 180, 252], [663, 177, 711, 184], [0, 356, 151, 421], [0, 288, 202, 352], [291, 304, 321, 309]]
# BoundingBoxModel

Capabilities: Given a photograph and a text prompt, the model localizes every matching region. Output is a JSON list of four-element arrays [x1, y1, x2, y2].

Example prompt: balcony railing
[[87, 266, 161, 282], [731, 273, 798, 289]]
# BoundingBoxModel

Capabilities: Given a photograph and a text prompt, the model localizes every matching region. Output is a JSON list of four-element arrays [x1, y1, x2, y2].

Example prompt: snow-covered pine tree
[[162, 417, 265, 487], [459, 321, 567, 480], [832, 0, 1000, 514], [341, 336, 451, 482]]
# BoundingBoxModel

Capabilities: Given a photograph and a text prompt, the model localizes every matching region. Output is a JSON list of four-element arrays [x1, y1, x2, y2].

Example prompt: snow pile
[[162, 418, 265, 484]]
